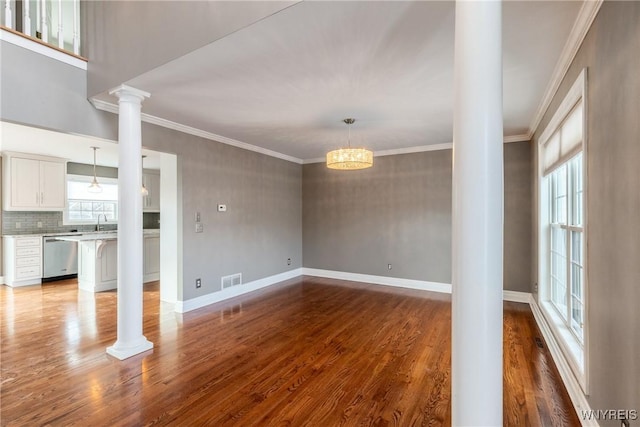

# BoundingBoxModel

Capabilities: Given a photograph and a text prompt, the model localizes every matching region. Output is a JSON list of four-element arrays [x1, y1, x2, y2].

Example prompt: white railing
[[2, 0, 80, 55]]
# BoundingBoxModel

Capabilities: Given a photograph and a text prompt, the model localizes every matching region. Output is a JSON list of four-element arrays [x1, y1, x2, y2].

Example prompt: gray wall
[[83, 1, 297, 97], [67, 162, 118, 179], [531, 2, 640, 422], [0, 41, 117, 140], [141, 125, 302, 301], [303, 141, 532, 292]]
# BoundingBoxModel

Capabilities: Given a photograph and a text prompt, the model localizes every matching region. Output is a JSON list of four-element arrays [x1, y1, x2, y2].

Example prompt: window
[[65, 175, 118, 224], [538, 69, 587, 392], [549, 153, 584, 342]]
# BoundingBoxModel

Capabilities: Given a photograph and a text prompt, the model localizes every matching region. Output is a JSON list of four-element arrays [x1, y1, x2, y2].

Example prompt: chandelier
[[326, 118, 373, 170]]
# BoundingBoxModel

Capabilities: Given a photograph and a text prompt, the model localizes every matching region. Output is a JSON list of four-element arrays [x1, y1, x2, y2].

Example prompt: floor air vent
[[222, 273, 242, 289]]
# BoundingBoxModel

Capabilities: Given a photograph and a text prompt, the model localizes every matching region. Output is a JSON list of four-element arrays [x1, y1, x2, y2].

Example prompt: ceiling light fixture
[[87, 146, 102, 193], [326, 118, 373, 170], [141, 155, 149, 196]]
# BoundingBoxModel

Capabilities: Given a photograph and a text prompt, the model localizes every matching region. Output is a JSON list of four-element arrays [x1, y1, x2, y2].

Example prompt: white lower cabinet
[[3, 236, 43, 287], [77, 238, 118, 292], [143, 236, 160, 282]]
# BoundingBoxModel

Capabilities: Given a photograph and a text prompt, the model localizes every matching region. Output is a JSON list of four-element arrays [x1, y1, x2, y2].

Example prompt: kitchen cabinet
[[143, 235, 160, 282], [3, 236, 43, 287], [142, 171, 160, 212], [2, 152, 66, 211]]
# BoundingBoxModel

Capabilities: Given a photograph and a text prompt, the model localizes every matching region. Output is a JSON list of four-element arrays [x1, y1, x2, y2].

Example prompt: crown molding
[[93, 96, 532, 166], [528, 0, 603, 138], [503, 133, 530, 144], [90, 98, 303, 164]]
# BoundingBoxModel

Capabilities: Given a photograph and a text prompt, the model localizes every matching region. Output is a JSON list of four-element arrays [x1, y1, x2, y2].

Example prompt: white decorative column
[[106, 85, 153, 360], [451, 1, 503, 426]]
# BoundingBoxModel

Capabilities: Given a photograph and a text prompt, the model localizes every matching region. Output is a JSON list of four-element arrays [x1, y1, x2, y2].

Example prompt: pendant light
[[87, 146, 102, 193], [326, 118, 373, 170], [141, 155, 149, 196]]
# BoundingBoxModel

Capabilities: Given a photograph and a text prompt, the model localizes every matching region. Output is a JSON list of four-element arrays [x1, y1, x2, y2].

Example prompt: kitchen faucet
[[96, 214, 108, 231]]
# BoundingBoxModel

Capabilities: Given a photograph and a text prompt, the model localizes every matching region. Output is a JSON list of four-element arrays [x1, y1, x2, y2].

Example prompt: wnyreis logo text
[[581, 409, 638, 421]]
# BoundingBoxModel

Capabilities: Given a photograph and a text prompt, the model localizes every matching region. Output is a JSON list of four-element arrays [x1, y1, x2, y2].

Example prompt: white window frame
[[64, 174, 119, 225], [537, 69, 589, 393]]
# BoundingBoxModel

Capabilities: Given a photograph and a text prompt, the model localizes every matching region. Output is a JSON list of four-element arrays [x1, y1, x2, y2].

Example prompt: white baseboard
[[503, 290, 532, 303], [301, 268, 452, 294], [175, 268, 302, 313], [528, 295, 598, 427], [0, 276, 4, 285]]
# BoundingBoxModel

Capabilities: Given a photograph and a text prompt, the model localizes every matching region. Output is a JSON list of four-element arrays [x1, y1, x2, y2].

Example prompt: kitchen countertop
[[3, 229, 160, 238], [55, 233, 118, 242]]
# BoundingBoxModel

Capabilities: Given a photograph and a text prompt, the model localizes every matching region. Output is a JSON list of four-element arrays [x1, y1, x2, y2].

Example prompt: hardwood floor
[[0, 276, 579, 426]]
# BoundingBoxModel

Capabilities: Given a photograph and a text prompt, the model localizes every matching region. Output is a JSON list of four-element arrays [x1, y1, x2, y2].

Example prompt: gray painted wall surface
[[304, 150, 452, 283], [0, 41, 117, 140], [67, 162, 118, 179], [141, 124, 302, 301], [504, 141, 532, 293], [303, 142, 532, 292], [83, 1, 297, 97], [532, 2, 640, 422]]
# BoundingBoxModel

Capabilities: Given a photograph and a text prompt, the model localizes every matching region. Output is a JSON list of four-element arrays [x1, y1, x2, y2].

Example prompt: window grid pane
[[67, 175, 118, 223], [547, 152, 585, 345]]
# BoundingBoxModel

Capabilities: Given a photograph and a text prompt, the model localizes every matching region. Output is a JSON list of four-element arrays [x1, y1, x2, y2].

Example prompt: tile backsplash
[[2, 211, 160, 235]]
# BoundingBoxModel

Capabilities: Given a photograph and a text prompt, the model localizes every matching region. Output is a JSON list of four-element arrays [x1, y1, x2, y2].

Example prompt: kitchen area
[[0, 130, 162, 292]]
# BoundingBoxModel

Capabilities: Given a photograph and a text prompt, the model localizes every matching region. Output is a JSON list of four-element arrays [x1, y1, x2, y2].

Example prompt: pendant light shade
[[141, 155, 149, 196], [87, 147, 102, 193], [326, 118, 373, 170]]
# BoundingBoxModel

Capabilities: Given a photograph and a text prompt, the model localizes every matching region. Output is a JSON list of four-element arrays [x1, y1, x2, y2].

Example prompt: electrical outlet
[[37, 221, 43, 228], [15, 222, 21, 229], [388, 263, 392, 270], [196, 278, 202, 288], [195, 223, 203, 233], [533, 282, 538, 292], [287, 258, 291, 266]]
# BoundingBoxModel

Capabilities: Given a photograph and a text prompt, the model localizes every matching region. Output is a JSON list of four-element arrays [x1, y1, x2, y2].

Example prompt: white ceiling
[[93, 0, 583, 161]]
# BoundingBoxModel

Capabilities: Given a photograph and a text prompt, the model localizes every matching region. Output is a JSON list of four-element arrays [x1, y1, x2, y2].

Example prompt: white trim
[[0, 27, 87, 70], [373, 143, 453, 158], [502, 290, 531, 303], [529, 295, 598, 427], [303, 268, 452, 294], [174, 268, 302, 313], [0, 276, 4, 285], [90, 99, 304, 165], [529, 0, 602, 137], [503, 134, 530, 144]]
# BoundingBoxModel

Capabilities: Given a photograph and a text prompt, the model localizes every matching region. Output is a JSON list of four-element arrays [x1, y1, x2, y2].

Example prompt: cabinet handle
[[41, 192, 44, 204], [36, 192, 39, 203]]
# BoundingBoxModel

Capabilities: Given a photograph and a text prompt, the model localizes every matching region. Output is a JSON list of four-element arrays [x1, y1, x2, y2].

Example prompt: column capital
[[109, 84, 151, 104]]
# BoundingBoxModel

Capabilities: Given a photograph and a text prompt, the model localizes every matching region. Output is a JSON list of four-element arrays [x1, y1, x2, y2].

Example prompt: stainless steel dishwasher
[[43, 236, 79, 280]]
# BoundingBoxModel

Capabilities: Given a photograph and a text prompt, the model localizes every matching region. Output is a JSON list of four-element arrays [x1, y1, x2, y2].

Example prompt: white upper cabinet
[[143, 171, 160, 212], [3, 152, 67, 211]]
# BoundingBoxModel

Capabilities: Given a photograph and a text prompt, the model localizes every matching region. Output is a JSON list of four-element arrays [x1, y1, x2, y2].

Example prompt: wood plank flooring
[[0, 276, 579, 426]]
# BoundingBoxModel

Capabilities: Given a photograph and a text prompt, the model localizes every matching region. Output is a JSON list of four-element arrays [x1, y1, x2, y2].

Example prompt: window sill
[[540, 300, 587, 392]]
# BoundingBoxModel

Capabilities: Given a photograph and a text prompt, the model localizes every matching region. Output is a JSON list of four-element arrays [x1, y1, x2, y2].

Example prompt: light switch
[[218, 204, 227, 212], [195, 212, 201, 222]]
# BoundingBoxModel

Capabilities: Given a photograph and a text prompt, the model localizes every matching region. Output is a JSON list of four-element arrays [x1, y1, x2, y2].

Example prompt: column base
[[106, 337, 153, 360]]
